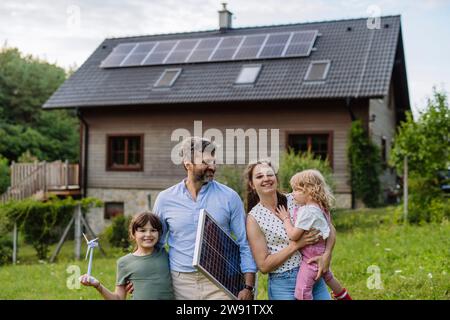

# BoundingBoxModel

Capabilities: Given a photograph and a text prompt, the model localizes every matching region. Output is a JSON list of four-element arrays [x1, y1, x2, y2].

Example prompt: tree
[[0, 47, 66, 125], [390, 88, 450, 223], [0, 155, 9, 194], [390, 88, 449, 179], [0, 46, 79, 163], [347, 120, 382, 207]]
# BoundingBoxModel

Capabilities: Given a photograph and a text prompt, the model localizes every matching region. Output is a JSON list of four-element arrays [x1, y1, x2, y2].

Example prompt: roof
[[43, 15, 409, 109]]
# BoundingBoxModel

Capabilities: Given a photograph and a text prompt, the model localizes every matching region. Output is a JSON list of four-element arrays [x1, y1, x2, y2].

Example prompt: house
[[43, 6, 410, 233]]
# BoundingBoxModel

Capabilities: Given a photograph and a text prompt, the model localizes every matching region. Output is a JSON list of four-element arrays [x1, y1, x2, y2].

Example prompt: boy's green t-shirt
[[116, 248, 174, 300]]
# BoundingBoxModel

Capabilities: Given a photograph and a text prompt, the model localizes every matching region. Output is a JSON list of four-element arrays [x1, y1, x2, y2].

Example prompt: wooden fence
[[0, 160, 79, 204]]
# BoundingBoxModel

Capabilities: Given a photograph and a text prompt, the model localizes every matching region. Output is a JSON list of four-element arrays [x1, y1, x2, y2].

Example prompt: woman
[[245, 160, 336, 300]]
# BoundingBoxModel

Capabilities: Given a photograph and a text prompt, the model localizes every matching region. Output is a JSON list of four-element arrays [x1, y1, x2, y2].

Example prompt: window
[[154, 68, 182, 87], [304, 60, 331, 81], [104, 202, 124, 220], [107, 135, 143, 171], [235, 64, 262, 84], [287, 133, 332, 163]]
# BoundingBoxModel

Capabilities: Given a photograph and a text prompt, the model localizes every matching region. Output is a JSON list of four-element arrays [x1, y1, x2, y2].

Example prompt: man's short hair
[[179, 136, 216, 165]]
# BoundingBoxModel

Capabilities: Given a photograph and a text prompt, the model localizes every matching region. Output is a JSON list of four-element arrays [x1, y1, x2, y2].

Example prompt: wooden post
[[65, 159, 69, 190], [11, 161, 15, 187], [43, 161, 47, 194], [12, 222, 17, 264], [403, 156, 408, 223], [74, 205, 82, 260]]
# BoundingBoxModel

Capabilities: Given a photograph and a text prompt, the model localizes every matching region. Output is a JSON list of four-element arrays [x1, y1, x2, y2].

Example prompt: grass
[[0, 207, 449, 299]]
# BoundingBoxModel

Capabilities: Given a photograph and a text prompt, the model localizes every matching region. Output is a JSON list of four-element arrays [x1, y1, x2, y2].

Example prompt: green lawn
[[0, 207, 449, 300]]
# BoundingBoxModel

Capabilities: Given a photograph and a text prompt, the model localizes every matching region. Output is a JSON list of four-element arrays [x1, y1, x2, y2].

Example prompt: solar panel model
[[192, 209, 245, 300]]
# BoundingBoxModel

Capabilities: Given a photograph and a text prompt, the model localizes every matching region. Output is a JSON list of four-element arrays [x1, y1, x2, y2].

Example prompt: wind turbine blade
[[83, 233, 89, 243]]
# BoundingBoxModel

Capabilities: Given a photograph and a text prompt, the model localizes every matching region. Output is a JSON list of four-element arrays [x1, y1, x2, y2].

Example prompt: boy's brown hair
[[128, 212, 163, 246]]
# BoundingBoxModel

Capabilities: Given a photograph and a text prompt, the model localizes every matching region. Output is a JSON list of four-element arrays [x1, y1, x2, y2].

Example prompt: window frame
[[234, 64, 262, 85], [153, 68, 182, 88], [285, 131, 334, 169], [106, 134, 144, 171], [304, 60, 331, 82]]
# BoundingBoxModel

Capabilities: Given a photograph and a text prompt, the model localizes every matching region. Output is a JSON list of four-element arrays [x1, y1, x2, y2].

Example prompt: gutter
[[76, 108, 89, 198]]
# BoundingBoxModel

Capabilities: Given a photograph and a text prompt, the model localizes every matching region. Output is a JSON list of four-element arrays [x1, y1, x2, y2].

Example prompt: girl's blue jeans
[[268, 266, 331, 300]]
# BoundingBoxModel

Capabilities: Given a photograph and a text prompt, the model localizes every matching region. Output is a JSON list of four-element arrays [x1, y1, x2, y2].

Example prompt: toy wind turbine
[[83, 233, 98, 280]]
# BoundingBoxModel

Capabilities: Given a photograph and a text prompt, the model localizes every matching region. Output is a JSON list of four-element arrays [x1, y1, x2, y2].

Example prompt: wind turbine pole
[[88, 247, 94, 277]]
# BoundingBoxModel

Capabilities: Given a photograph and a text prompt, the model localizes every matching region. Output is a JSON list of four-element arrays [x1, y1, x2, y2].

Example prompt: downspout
[[346, 97, 356, 121], [76, 108, 89, 198]]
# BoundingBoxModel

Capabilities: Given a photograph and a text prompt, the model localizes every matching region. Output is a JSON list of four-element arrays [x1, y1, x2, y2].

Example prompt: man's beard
[[194, 169, 215, 184]]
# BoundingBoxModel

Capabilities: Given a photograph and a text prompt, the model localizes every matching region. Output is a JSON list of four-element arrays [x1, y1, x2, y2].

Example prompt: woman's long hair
[[244, 160, 287, 213]]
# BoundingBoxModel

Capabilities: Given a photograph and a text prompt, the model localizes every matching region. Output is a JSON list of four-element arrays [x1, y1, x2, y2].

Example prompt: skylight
[[235, 64, 262, 85], [154, 68, 182, 88], [304, 60, 331, 82]]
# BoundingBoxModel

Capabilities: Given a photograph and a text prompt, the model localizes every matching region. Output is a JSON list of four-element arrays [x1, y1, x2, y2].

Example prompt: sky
[[1, 0, 450, 117]]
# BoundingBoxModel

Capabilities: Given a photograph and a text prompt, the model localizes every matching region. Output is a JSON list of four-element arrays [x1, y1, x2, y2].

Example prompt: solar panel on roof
[[284, 30, 318, 57], [165, 39, 199, 64], [187, 38, 221, 62], [100, 43, 136, 67], [101, 30, 319, 68], [193, 209, 245, 300], [234, 35, 265, 60], [258, 33, 290, 58], [210, 36, 243, 61]]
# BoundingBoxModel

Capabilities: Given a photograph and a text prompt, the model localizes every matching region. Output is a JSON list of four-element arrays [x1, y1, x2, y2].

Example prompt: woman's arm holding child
[[80, 274, 127, 300], [274, 205, 305, 241], [246, 215, 319, 274]]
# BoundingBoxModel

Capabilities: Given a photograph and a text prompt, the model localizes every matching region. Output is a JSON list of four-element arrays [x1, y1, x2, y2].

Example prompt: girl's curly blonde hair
[[290, 169, 335, 213]]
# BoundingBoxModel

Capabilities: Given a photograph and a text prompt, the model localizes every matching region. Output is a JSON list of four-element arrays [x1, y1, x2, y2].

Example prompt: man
[[131, 136, 257, 300]]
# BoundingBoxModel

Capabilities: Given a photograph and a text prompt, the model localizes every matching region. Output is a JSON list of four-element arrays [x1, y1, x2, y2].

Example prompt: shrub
[[393, 177, 449, 224], [104, 215, 132, 252], [0, 235, 13, 265], [390, 88, 450, 224], [347, 120, 382, 207], [0, 155, 9, 194], [215, 165, 245, 200], [0, 196, 102, 260], [278, 149, 335, 193]]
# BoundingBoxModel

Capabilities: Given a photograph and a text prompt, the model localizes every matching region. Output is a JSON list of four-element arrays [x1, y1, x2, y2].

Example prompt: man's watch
[[243, 284, 254, 294]]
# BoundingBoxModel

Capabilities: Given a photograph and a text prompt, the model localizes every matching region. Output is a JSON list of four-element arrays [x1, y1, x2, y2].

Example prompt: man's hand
[[237, 288, 254, 300], [307, 252, 331, 281], [125, 281, 134, 294]]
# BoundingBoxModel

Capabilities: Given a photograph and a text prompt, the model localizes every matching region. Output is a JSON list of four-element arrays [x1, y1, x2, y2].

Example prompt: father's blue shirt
[[153, 179, 257, 273]]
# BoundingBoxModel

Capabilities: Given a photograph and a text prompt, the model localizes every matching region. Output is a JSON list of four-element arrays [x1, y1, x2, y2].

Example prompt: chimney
[[218, 3, 232, 31]]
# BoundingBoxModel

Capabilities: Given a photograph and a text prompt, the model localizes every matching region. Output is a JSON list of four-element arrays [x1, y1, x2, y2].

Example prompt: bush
[[278, 149, 335, 193], [390, 88, 450, 224], [393, 177, 449, 224], [215, 165, 245, 200], [0, 155, 9, 194], [0, 196, 102, 260], [104, 215, 132, 251], [0, 235, 13, 265], [347, 120, 382, 207]]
